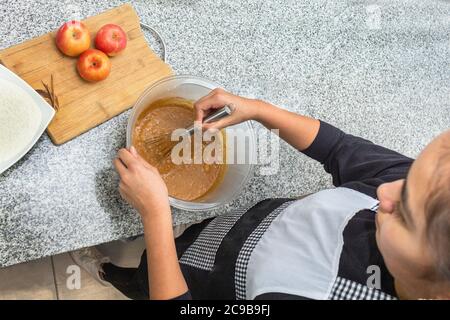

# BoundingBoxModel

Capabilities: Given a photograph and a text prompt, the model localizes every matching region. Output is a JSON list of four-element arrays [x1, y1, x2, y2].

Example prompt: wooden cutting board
[[0, 4, 173, 145]]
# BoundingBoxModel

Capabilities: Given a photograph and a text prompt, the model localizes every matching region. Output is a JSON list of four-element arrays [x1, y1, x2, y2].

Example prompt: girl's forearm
[[254, 101, 320, 151], [141, 205, 188, 300]]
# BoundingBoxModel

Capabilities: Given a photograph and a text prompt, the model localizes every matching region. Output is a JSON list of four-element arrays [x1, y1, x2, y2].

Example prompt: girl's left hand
[[114, 147, 170, 219]]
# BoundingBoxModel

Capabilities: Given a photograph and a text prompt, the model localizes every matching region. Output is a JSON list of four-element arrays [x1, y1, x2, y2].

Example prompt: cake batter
[[133, 97, 226, 201]]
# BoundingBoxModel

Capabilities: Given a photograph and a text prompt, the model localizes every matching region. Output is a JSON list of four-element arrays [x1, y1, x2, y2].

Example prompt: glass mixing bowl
[[126, 75, 256, 211]]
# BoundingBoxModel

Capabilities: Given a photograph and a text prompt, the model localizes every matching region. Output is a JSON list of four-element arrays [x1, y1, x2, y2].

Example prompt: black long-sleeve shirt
[[304, 121, 413, 198], [135, 120, 413, 300]]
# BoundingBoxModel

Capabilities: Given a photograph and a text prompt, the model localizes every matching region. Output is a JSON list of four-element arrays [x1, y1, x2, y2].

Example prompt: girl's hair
[[425, 143, 450, 283], [426, 189, 450, 282]]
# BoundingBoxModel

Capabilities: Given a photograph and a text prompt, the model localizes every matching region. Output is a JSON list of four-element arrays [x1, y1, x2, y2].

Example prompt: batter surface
[[133, 97, 226, 201]]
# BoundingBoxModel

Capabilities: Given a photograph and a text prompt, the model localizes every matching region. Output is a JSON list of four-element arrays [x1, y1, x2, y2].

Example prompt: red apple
[[56, 20, 91, 57], [77, 49, 111, 82], [95, 24, 127, 56]]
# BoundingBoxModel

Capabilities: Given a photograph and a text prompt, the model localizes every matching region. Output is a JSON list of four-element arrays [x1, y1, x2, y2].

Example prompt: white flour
[[0, 79, 42, 164]]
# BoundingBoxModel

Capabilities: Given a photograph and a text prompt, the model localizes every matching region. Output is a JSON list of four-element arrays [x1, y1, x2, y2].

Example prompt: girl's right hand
[[194, 88, 264, 130]]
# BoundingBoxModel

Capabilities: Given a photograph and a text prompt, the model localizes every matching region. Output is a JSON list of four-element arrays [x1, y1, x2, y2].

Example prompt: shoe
[[69, 247, 111, 286]]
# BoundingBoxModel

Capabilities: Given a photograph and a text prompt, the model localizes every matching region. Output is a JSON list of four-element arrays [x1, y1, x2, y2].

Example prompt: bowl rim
[[0, 64, 55, 175], [126, 74, 256, 212]]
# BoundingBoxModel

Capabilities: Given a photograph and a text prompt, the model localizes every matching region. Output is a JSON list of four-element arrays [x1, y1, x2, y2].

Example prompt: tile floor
[[0, 237, 146, 300]]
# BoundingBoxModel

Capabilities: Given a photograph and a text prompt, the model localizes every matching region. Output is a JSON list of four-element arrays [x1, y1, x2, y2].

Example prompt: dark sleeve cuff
[[171, 291, 192, 300], [302, 120, 345, 163]]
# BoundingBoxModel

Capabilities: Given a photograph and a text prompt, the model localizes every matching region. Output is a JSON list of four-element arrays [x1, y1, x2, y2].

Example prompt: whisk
[[145, 105, 232, 160]]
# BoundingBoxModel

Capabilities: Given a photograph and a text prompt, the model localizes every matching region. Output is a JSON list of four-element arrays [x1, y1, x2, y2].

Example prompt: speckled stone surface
[[0, 0, 449, 267]]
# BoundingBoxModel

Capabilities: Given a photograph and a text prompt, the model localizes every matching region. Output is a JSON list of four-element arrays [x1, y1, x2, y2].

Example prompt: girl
[[72, 89, 450, 300]]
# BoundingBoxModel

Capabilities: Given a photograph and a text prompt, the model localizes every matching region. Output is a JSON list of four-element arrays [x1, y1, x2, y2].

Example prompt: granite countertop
[[0, 0, 449, 267]]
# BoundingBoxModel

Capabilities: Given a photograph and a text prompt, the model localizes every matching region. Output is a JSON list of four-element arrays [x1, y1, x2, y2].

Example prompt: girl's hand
[[114, 147, 169, 219], [194, 88, 264, 130], [115, 148, 188, 300]]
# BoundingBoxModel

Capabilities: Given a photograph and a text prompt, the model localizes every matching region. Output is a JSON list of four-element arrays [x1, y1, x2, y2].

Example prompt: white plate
[[0, 64, 55, 175]]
